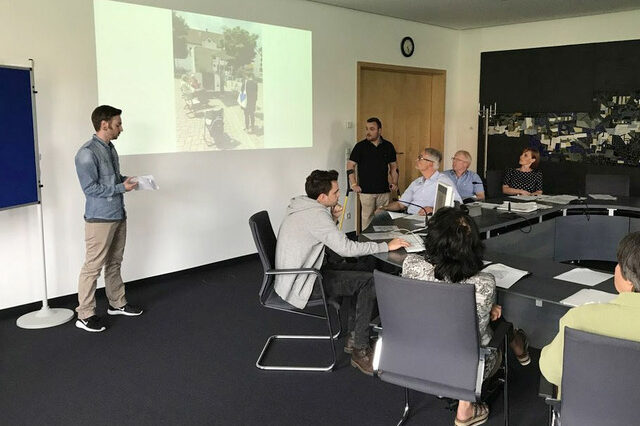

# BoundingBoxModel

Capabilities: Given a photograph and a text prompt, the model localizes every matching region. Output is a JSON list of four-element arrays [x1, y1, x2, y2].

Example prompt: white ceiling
[[304, 0, 640, 29]]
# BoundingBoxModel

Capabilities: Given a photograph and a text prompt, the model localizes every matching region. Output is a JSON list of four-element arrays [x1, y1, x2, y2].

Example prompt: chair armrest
[[538, 375, 561, 410], [369, 315, 382, 333], [538, 374, 556, 399], [486, 319, 513, 350], [265, 268, 321, 278]]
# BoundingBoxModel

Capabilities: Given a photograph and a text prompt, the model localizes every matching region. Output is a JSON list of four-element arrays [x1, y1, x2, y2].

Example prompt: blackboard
[[0, 66, 40, 210]]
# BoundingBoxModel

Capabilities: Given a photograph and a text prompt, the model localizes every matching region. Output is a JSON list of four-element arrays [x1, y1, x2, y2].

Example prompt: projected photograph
[[94, 0, 311, 155], [173, 11, 263, 151]]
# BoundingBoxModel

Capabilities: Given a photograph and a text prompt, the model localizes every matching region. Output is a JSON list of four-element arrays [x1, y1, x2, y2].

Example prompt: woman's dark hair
[[305, 169, 339, 199], [523, 147, 540, 170], [423, 207, 484, 283]]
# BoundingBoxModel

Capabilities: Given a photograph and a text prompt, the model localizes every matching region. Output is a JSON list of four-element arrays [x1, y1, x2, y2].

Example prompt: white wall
[[454, 9, 640, 170], [0, 0, 461, 309]]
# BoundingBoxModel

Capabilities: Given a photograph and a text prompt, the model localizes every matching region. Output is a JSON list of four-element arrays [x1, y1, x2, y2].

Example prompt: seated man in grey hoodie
[[275, 169, 409, 375]]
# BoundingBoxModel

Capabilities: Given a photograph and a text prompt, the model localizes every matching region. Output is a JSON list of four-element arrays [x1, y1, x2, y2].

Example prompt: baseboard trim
[[0, 253, 259, 320]]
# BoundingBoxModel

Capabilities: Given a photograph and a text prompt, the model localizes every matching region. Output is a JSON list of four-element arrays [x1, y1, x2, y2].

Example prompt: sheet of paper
[[561, 289, 617, 307], [388, 212, 408, 219], [405, 214, 425, 222], [482, 263, 530, 289], [373, 225, 399, 232], [588, 194, 617, 200], [554, 268, 613, 286], [537, 194, 579, 204], [133, 175, 159, 190]]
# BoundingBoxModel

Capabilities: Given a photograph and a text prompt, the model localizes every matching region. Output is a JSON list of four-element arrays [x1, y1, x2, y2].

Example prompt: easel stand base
[[16, 306, 74, 329]]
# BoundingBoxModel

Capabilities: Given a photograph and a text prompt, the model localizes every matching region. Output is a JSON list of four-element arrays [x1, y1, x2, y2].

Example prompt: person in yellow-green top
[[540, 231, 640, 393]]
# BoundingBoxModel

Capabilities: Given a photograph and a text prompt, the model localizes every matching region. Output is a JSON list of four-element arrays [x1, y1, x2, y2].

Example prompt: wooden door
[[356, 62, 446, 232]]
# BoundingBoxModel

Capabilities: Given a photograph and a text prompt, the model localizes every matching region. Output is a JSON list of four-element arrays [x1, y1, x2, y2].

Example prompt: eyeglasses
[[417, 155, 434, 163], [452, 157, 470, 163]]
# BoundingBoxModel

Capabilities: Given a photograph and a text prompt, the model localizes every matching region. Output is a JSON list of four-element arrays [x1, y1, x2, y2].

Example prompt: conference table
[[361, 196, 640, 348]]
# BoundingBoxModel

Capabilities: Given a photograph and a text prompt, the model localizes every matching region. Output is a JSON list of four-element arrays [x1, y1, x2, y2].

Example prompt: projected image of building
[[173, 11, 264, 151]]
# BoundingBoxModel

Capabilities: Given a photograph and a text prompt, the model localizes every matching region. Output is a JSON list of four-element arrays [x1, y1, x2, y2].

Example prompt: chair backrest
[[373, 270, 480, 402], [486, 169, 504, 198], [248, 211, 277, 300], [585, 173, 630, 197], [561, 327, 640, 426]]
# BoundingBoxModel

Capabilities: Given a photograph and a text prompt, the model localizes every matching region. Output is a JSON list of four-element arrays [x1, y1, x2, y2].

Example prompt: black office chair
[[373, 270, 511, 425], [486, 169, 505, 198], [539, 327, 640, 426], [585, 173, 630, 197], [248, 210, 341, 372]]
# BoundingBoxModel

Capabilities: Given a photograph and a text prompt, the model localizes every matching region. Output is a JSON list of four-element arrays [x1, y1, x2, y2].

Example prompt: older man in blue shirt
[[443, 150, 485, 201], [74, 105, 142, 332], [380, 147, 461, 215]]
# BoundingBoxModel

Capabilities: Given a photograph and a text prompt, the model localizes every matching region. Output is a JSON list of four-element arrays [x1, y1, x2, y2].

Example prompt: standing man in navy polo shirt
[[443, 150, 485, 202], [347, 117, 398, 231]]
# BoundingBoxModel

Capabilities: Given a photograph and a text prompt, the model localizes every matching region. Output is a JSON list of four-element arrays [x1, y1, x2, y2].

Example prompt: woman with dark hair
[[402, 207, 528, 426], [502, 147, 543, 196]]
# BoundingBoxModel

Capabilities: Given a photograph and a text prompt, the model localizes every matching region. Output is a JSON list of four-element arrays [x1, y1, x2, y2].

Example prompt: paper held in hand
[[133, 175, 159, 190]]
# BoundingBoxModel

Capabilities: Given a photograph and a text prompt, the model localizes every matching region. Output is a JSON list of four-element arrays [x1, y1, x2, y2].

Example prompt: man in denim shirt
[[74, 105, 142, 332]]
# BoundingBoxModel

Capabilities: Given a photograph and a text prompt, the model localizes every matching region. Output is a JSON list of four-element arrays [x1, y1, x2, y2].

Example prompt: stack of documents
[[496, 201, 538, 213], [508, 195, 539, 201]]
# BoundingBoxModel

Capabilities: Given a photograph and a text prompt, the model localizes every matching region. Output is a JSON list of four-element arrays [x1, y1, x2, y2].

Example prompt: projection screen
[[94, 0, 312, 155]]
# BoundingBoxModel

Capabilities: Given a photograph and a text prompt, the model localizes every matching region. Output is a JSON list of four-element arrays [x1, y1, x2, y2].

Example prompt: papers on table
[[477, 202, 502, 209], [560, 289, 617, 307], [373, 225, 399, 232], [589, 194, 617, 200], [496, 201, 538, 213], [554, 268, 613, 287], [388, 212, 408, 219], [536, 194, 580, 204], [133, 175, 159, 190], [385, 211, 425, 221], [482, 263, 530, 289], [405, 214, 425, 222]]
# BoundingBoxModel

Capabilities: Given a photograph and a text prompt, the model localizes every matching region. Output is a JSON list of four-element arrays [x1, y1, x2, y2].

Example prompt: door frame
[[355, 61, 446, 233]]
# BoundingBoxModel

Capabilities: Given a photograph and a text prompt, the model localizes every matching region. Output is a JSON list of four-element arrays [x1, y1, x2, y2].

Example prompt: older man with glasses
[[443, 150, 485, 202], [379, 147, 461, 216]]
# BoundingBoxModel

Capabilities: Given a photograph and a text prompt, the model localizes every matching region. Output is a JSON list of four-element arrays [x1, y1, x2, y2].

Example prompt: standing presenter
[[74, 105, 143, 332]]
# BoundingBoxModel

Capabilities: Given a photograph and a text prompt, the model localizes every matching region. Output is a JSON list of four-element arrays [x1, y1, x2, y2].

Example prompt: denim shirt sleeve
[[75, 148, 125, 197]]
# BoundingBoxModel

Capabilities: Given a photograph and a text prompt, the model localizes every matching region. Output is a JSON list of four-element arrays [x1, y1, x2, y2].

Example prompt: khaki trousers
[[359, 192, 391, 231], [76, 221, 128, 319]]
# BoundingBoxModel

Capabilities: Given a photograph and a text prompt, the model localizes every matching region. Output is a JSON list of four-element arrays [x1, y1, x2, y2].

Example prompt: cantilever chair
[[372, 270, 511, 426], [539, 327, 640, 426], [248, 210, 341, 372], [585, 173, 630, 197]]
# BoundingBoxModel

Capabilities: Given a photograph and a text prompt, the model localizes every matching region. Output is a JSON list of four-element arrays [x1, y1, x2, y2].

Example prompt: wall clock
[[401, 36, 414, 57]]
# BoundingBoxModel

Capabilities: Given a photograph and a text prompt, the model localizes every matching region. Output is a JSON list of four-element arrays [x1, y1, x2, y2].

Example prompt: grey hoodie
[[274, 195, 388, 309]]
